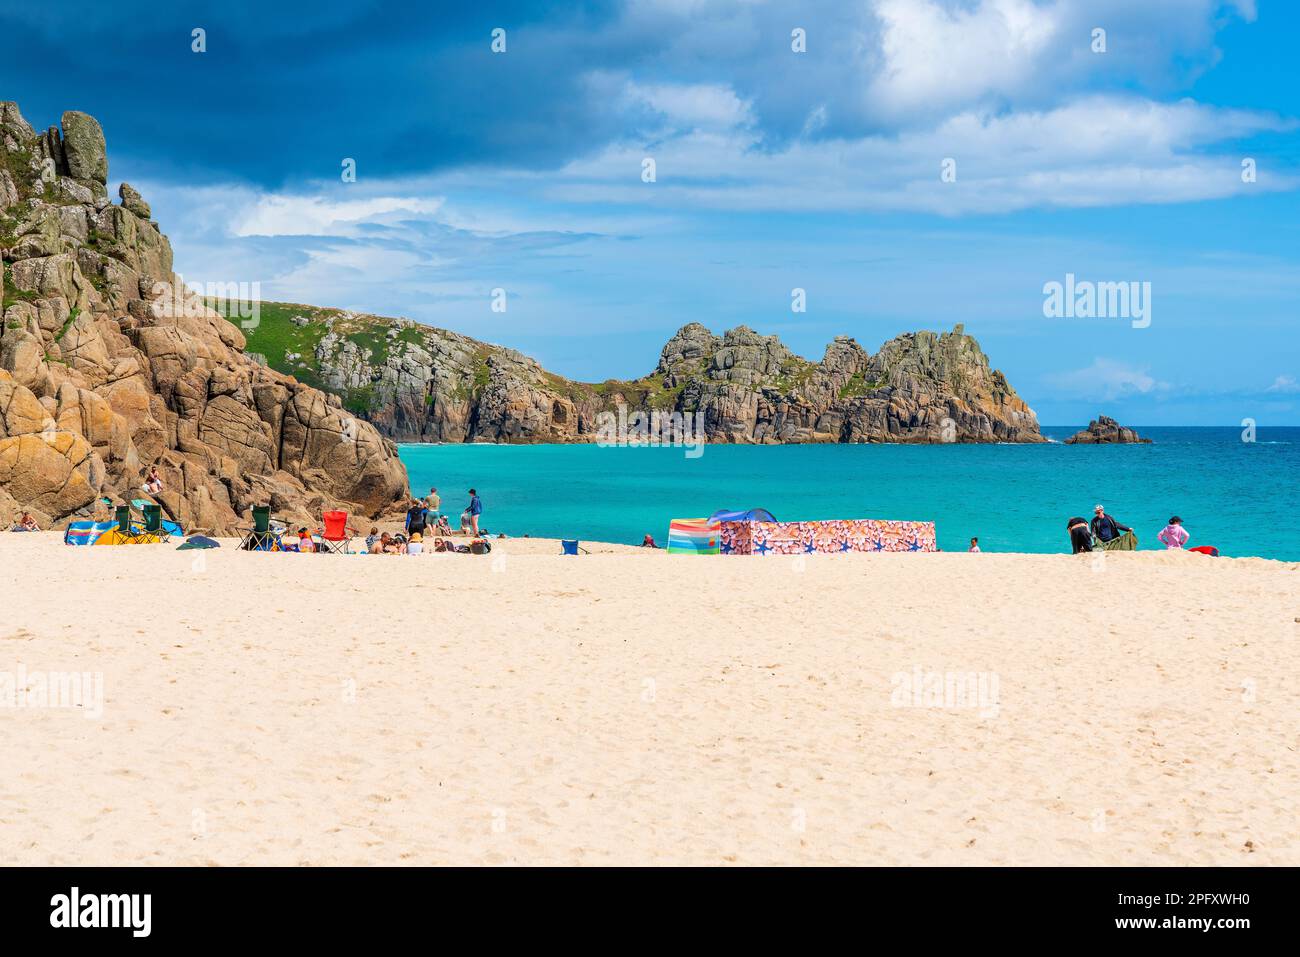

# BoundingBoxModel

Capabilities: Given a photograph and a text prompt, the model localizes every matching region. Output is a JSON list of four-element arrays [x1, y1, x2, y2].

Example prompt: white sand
[[0, 532, 1295, 865]]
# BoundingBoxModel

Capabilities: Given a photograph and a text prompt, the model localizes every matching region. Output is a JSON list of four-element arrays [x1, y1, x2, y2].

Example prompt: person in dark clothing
[[1089, 504, 1132, 543], [1067, 516, 1093, 554], [405, 500, 428, 537], [466, 488, 482, 536]]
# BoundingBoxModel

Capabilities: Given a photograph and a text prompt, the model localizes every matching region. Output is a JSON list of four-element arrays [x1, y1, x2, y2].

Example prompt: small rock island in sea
[[1063, 415, 1152, 444]]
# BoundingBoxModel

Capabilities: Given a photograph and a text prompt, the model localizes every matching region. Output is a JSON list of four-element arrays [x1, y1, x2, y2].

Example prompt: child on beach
[[406, 532, 424, 555], [1157, 516, 1190, 549], [365, 527, 380, 551], [968, 537, 980, 553]]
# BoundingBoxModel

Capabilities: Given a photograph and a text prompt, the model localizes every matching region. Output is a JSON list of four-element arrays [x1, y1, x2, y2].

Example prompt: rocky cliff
[[1, 103, 409, 533], [251, 304, 1044, 445]]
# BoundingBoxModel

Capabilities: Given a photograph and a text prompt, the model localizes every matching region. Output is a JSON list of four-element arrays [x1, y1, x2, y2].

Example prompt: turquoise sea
[[399, 427, 1299, 560]]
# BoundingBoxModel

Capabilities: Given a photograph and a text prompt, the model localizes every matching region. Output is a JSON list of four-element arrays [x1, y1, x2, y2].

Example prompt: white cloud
[[869, 0, 1064, 118], [233, 195, 447, 238], [1266, 374, 1300, 394], [548, 94, 1294, 214], [623, 80, 755, 131], [1047, 358, 1169, 400]]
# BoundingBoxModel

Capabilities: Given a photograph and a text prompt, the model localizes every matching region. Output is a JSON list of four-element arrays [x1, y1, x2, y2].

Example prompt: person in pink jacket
[[1157, 516, 1189, 549]]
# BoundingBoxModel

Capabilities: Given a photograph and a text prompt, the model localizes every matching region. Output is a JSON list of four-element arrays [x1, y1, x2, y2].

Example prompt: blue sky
[[2, 0, 1297, 423]]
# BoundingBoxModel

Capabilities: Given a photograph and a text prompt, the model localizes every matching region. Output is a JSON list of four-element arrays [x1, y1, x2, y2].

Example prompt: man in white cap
[[1090, 504, 1131, 544]]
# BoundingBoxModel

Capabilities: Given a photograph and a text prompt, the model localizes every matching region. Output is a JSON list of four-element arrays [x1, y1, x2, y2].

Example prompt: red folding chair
[[321, 510, 352, 554]]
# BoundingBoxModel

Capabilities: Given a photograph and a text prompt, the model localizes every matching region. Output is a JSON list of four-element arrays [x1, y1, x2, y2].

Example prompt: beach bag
[[470, 539, 490, 555]]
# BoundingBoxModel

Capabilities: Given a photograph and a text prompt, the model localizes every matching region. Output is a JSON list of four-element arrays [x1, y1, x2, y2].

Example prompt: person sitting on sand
[[1066, 516, 1092, 554], [369, 532, 390, 554], [1157, 516, 1190, 550], [968, 537, 980, 553], [640, 534, 658, 548], [296, 527, 315, 553], [383, 534, 404, 555], [435, 514, 452, 536], [143, 466, 164, 495], [1090, 505, 1131, 544], [406, 532, 424, 556], [365, 526, 380, 551], [12, 511, 40, 531]]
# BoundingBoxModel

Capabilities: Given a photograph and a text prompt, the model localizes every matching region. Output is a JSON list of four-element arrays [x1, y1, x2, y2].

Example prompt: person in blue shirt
[[1089, 504, 1131, 543], [466, 488, 482, 536]]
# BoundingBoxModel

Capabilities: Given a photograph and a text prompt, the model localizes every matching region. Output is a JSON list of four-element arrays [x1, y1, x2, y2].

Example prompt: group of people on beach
[[362, 486, 490, 555], [962, 505, 1193, 554], [1065, 505, 1189, 554]]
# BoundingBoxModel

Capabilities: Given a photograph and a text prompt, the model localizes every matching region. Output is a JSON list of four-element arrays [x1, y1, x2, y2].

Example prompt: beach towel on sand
[[1095, 530, 1138, 551]]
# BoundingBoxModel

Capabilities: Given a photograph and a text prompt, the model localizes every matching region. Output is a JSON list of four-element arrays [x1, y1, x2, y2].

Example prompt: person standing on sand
[[1157, 516, 1190, 549], [1090, 504, 1131, 544], [968, 537, 981, 553], [1067, 516, 1092, 554], [405, 499, 428, 538], [466, 488, 482, 536], [424, 487, 441, 522]]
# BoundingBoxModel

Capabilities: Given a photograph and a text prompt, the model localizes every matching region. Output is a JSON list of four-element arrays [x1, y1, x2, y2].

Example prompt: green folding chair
[[238, 506, 281, 551], [96, 505, 138, 545], [139, 503, 169, 543]]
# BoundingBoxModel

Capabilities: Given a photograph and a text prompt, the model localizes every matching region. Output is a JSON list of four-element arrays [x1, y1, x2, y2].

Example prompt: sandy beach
[[0, 531, 1295, 866]]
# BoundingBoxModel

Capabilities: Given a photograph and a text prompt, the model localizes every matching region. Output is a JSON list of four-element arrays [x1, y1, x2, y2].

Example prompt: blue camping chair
[[560, 540, 587, 555]]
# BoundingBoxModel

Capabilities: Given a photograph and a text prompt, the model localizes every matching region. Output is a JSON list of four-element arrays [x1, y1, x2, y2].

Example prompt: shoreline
[[393, 434, 1300, 561]]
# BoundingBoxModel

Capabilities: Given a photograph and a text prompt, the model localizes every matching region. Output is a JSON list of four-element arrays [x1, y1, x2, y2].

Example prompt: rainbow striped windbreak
[[666, 518, 721, 555]]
